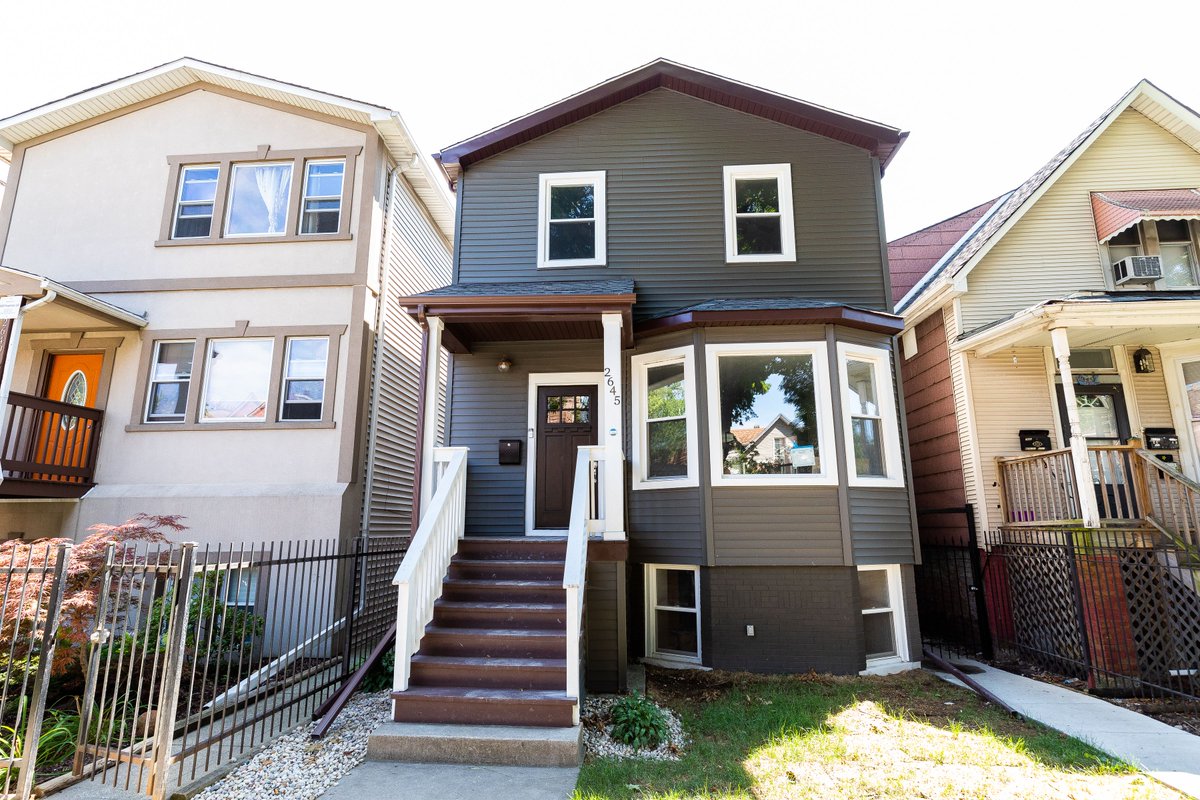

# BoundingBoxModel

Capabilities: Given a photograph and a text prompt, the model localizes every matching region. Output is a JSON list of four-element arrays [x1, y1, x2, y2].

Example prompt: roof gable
[[887, 199, 996, 305], [436, 59, 907, 180]]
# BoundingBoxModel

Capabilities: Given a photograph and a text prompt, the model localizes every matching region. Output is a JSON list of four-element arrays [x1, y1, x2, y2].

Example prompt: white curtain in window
[[254, 165, 291, 234]]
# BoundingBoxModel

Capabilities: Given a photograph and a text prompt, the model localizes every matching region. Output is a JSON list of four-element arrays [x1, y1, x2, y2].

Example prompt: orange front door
[[36, 353, 103, 479]]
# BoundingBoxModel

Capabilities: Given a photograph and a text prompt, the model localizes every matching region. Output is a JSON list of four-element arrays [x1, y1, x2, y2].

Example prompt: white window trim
[[722, 163, 796, 264], [705, 342, 837, 486], [143, 339, 195, 424], [837, 343, 905, 488], [172, 164, 219, 240], [857, 564, 916, 675], [631, 346, 699, 490], [644, 564, 702, 666], [279, 336, 329, 422], [199, 337, 275, 424], [223, 161, 294, 238], [536, 170, 606, 269], [298, 158, 346, 236]]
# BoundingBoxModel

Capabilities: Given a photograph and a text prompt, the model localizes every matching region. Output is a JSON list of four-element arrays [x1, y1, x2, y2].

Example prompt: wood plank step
[[458, 538, 568, 561], [448, 559, 564, 581], [391, 687, 575, 727], [441, 578, 565, 604], [419, 626, 566, 658], [432, 601, 567, 630], [409, 655, 567, 690]]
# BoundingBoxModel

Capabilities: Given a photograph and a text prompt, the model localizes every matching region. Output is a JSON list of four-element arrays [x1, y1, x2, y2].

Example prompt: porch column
[[419, 315, 444, 519], [1050, 327, 1101, 528], [601, 313, 626, 540]]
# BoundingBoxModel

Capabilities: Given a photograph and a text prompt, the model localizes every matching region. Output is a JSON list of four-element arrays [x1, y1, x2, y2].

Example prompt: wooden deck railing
[[0, 392, 104, 496], [995, 447, 1080, 526], [563, 445, 606, 725], [1134, 450, 1200, 549]]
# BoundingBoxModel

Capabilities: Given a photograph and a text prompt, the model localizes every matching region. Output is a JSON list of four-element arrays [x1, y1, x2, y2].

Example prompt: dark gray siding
[[446, 340, 602, 536], [710, 487, 844, 565], [850, 487, 917, 564], [456, 89, 887, 319], [584, 561, 626, 692], [702, 566, 864, 674], [629, 487, 704, 565], [900, 564, 922, 660]]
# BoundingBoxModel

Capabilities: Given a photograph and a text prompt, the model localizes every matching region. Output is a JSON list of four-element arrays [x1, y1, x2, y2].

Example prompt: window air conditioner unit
[[1112, 255, 1163, 286]]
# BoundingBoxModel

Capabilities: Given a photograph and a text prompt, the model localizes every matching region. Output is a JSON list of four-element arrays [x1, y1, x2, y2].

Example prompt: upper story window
[[631, 346, 699, 490], [158, 147, 359, 247], [1156, 220, 1199, 288], [837, 344, 904, 487], [537, 171, 606, 268], [722, 164, 796, 263], [1106, 225, 1142, 264], [145, 340, 195, 423]]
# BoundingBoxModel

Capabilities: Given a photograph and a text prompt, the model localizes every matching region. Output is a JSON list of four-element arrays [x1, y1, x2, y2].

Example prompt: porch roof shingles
[[639, 297, 904, 336], [407, 279, 635, 299]]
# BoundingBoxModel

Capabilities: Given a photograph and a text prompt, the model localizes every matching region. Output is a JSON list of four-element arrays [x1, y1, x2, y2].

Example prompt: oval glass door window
[[60, 370, 87, 430]]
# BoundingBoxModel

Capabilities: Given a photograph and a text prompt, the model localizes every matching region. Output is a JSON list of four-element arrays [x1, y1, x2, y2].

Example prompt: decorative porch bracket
[[601, 312, 626, 540], [1050, 327, 1101, 528]]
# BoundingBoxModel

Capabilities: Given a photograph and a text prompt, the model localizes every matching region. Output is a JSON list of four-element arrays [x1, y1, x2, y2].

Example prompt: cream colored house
[[0, 59, 452, 543], [892, 80, 1200, 540]]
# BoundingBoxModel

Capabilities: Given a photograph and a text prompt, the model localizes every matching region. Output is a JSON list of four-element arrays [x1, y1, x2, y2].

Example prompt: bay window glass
[[225, 162, 293, 236], [646, 361, 687, 479], [846, 359, 885, 477], [280, 337, 329, 421], [145, 340, 195, 423], [201, 339, 274, 422], [172, 166, 219, 239], [838, 344, 904, 486]]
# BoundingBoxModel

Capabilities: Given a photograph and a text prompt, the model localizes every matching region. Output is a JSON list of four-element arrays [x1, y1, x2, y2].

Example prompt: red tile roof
[[730, 427, 763, 446], [1091, 189, 1200, 241], [887, 200, 996, 305]]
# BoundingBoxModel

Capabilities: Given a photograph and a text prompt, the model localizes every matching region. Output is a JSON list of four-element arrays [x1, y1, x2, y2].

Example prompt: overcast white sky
[[4, 0, 1200, 238]]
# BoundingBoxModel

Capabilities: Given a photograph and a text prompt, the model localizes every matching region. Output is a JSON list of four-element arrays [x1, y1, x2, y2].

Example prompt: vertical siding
[[447, 340, 602, 536], [901, 309, 968, 542], [456, 89, 887, 319], [364, 169, 453, 537], [961, 109, 1200, 329], [967, 348, 1057, 529]]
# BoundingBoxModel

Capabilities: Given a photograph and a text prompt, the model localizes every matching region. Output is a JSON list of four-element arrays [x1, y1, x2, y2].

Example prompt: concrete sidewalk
[[938, 661, 1200, 799], [316, 761, 579, 800]]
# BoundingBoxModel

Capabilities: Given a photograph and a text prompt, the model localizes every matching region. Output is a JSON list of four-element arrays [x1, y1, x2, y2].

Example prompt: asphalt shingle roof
[[410, 279, 635, 298]]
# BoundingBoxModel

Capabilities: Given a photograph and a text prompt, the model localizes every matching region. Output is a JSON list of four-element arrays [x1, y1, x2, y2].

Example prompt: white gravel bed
[[581, 694, 687, 761], [195, 691, 390, 800]]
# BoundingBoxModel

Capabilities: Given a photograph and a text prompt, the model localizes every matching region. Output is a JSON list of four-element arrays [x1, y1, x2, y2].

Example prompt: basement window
[[645, 565, 701, 665], [858, 565, 909, 672]]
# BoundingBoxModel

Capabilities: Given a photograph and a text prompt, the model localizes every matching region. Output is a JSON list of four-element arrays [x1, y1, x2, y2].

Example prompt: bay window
[[705, 342, 835, 485], [837, 344, 904, 487], [631, 346, 698, 489]]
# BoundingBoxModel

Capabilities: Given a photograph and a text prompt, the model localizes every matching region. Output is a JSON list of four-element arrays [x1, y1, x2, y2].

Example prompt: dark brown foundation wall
[[700, 566, 865, 674], [585, 560, 627, 692]]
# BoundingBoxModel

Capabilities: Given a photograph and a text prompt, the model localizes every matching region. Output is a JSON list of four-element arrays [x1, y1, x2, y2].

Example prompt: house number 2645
[[603, 367, 621, 406]]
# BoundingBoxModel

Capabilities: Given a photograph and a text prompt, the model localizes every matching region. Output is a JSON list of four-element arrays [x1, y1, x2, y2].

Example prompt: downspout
[[0, 290, 56, 490]]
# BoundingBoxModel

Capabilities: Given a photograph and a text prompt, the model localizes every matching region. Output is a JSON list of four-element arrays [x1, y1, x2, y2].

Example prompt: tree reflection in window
[[717, 354, 818, 475]]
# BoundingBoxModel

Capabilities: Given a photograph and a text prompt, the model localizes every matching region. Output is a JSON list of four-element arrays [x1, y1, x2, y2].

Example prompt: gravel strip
[[581, 694, 687, 761], [195, 691, 390, 800]]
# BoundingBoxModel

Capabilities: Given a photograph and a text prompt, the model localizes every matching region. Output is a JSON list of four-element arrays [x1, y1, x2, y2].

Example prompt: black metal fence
[[915, 520, 1200, 707]]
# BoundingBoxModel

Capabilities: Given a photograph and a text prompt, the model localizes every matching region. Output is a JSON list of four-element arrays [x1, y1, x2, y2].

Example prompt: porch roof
[[953, 290, 1200, 357], [637, 298, 904, 337], [0, 265, 147, 332], [399, 279, 636, 353]]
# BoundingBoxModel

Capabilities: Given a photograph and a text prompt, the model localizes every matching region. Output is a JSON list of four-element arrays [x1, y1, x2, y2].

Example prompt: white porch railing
[[564, 445, 609, 723], [392, 446, 469, 692]]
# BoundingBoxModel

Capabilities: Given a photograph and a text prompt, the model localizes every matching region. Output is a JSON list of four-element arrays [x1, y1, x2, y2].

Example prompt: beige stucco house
[[0, 59, 452, 544], [892, 79, 1200, 542]]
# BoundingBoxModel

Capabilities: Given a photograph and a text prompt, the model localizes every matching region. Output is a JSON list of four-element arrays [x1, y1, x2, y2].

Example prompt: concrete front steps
[[367, 722, 582, 767]]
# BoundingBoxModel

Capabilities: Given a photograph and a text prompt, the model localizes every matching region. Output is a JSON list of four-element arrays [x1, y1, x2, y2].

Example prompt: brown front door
[[534, 385, 598, 530]]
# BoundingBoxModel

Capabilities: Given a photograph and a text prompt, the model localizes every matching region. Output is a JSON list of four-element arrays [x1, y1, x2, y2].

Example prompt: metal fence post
[[1063, 531, 1095, 686], [963, 506, 995, 660], [74, 541, 116, 778], [147, 543, 197, 800], [14, 543, 71, 800]]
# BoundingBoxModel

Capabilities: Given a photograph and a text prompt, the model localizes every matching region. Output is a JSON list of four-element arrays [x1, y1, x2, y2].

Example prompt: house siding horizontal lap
[[849, 486, 916, 564], [1129, 346, 1173, 430], [710, 487, 844, 565], [455, 89, 887, 320], [629, 487, 705, 565]]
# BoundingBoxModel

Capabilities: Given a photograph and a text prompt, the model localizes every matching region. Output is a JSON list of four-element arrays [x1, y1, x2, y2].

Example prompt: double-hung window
[[723, 164, 796, 262], [705, 342, 835, 485], [280, 337, 329, 421], [645, 565, 701, 664], [1156, 220, 1200, 288], [858, 565, 909, 672], [300, 160, 345, 234], [837, 344, 904, 487], [537, 171, 606, 268], [172, 166, 220, 239], [145, 341, 195, 423], [631, 347, 698, 489]]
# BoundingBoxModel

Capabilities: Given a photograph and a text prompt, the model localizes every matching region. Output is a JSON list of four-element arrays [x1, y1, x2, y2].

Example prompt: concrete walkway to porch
[[936, 660, 1200, 799], [315, 761, 579, 800]]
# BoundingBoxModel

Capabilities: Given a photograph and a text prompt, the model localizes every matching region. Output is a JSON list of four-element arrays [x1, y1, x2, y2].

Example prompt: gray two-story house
[[387, 60, 920, 730]]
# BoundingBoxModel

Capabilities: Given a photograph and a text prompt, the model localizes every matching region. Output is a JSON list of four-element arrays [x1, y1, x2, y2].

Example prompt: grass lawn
[[575, 667, 1181, 800]]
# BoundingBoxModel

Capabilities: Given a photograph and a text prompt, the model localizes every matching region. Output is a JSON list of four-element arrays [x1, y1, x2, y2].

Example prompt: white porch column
[[1050, 327, 1101, 529], [601, 313, 626, 540], [419, 316, 444, 519]]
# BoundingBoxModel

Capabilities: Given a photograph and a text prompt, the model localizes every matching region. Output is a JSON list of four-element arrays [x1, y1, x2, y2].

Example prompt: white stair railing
[[392, 446, 469, 692], [564, 445, 607, 724]]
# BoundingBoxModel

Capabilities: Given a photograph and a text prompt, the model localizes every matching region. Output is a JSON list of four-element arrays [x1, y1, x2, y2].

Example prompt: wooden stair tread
[[435, 601, 566, 611], [425, 626, 565, 638], [444, 579, 563, 588], [394, 687, 573, 703], [411, 655, 567, 669]]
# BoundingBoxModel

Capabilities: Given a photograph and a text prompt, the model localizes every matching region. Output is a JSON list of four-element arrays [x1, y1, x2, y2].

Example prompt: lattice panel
[[1119, 549, 1200, 691], [1003, 544, 1087, 677]]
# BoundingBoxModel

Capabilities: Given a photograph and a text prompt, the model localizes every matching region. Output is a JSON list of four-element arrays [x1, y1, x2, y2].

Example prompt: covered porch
[[954, 291, 1200, 545], [0, 266, 146, 498]]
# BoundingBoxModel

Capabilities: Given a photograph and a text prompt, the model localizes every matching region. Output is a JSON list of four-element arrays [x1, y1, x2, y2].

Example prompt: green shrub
[[610, 691, 669, 750], [358, 649, 395, 693]]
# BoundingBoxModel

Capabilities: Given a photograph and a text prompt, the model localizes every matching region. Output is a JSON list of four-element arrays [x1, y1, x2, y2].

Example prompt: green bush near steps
[[610, 691, 669, 750]]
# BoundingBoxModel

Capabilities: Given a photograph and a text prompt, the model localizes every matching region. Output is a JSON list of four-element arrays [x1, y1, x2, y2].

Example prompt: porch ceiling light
[[1133, 348, 1155, 374], [497, 355, 513, 373]]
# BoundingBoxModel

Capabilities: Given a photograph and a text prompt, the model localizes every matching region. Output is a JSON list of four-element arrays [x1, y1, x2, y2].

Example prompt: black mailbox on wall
[[498, 439, 523, 465], [1144, 428, 1180, 451], [1019, 429, 1052, 452]]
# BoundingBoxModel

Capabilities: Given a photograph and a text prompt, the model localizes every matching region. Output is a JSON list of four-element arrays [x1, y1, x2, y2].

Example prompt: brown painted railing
[[995, 447, 1080, 526], [1, 392, 103, 493], [1134, 450, 1200, 549]]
